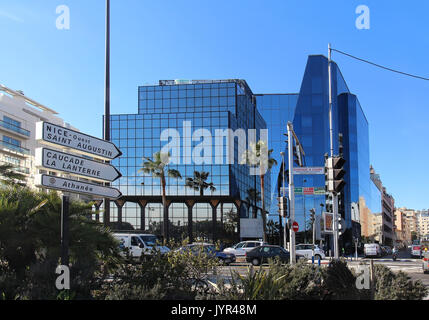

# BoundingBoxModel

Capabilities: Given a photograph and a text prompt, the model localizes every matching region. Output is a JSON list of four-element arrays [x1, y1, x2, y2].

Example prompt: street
[[212, 249, 429, 297]]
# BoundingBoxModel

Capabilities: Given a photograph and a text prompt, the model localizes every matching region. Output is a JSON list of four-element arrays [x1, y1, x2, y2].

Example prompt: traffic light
[[338, 215, 346, 236], [309, 208, 316, 224], [277, 196, 288, 217], [325, 193, 333, 213], [325, 156, 346, 194]]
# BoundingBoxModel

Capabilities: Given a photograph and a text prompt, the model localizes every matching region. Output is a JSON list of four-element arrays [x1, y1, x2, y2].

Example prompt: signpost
[[293, 167, 324, 175], [34, 121, 122, 270], [36, 122, 122, 161], [282, 186, 326, 195], [35, 147, 121, 182], [35, 174, 122, 200]]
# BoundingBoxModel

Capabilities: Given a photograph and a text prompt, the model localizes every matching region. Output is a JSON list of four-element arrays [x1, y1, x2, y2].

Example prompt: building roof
[[0, 84, 58, 115]]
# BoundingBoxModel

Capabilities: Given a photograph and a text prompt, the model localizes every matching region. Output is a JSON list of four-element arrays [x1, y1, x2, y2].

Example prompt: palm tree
[[246, 188, 261, 219], [242, 140, 277, 242], [185, 171, 216, 196], [138, 152, 182, 241]]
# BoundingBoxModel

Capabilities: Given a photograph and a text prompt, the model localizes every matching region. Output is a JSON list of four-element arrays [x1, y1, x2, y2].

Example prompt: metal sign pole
[[104, 0, 111, 227], [288, 123, 296, 265], [61, 195, 70, 267], [328, 43, 339, 259]]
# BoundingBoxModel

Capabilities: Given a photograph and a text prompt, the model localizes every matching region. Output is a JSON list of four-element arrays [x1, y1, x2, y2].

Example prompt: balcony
[[0, 140, 30, 156], [0, 120, 30, 138]]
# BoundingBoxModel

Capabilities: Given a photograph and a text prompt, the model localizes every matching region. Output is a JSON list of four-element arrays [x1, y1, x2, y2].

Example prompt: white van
[[364, 243, 382, 258], [113, 233, 170, 260]]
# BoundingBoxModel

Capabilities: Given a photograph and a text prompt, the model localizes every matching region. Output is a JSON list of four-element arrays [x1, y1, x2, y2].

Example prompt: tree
[[185, 171, 216, 196], [242, 141, 277, 242], [139, 152, 182, 242], [0, 185, 121, 299]]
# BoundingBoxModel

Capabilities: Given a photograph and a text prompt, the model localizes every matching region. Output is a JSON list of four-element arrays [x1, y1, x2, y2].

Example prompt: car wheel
[[252, 258, 260, 266]]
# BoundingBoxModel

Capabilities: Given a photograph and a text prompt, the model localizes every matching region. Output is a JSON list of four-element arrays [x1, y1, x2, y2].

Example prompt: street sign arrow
[[35, 147, 122, 182], [35, 174, 122, 200], [36, 122, 122, 161]]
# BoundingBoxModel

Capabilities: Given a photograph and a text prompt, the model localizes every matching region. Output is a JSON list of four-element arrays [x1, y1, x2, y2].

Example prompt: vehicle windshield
[[234, 242, 245, 249], [140, 235, 158, 246]]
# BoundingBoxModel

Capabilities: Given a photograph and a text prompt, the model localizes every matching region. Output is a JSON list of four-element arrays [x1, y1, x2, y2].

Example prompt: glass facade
[[288, 55, 372, 249], [255, 94, 298, 219], [107, 80, 269, 241]]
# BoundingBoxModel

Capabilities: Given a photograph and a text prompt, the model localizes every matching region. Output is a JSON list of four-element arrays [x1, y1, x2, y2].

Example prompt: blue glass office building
[[285, 55, 371, 250], [106, 80, 269, 242]]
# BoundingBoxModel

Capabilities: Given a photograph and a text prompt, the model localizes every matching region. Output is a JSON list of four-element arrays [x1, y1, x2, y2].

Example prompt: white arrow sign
[[36, 122, 122, 161], [293, 167, 325, 175], [35, 174, 122, 200], [35, 147, 122, 182]]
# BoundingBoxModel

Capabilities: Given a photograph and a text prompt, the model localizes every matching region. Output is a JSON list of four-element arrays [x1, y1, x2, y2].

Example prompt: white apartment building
[[417, 211, 429, 239], [0, 84, 83, 193]]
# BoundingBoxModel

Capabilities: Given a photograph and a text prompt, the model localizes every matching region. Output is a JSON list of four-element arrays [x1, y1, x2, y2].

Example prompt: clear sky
[[0, 0, 428, 210]]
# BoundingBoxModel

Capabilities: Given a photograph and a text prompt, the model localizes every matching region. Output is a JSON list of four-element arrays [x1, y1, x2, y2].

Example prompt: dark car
[[178, 243, 236, 265], [245, 245, 305, 266]]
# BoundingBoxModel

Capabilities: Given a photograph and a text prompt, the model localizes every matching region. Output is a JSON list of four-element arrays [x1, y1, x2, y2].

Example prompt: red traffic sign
[[292, 221, 299, 233]]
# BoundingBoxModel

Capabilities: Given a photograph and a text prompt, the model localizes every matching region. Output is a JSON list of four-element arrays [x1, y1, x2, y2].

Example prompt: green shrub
[[95, 249, 220, 300], [322, 259, 364, 300], [373, 264, 427, 300]]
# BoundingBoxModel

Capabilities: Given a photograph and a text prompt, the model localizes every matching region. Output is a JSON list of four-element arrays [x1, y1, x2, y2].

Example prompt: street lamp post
[[328, 43, 339, 259], [280, 151, 287, 250], [303, 178, 307, 243], [103, 0, 111, 227]]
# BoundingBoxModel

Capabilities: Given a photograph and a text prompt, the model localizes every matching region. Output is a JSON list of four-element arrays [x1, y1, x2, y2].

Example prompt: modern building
[[0, 84, 82, 195], [107, 79, 270, 242], [273, 55, 374, 253], [255, 93, 298, 233]]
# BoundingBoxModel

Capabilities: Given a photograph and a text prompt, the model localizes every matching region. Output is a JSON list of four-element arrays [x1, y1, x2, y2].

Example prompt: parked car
[[113, 233, 170, 260], [245, 245, 305, 266], [178, 243, 236, 265], [364, 243, 382, 258], [223, 240, 265, 256], [295, 244, 326, 260]]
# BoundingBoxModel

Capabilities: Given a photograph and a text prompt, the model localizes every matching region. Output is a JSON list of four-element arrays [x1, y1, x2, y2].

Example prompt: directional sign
[[281, 186, 326, 195], [36, 122, 122, 161], [35, 147, 122, 182], [35, 174, 122, 200], [293, 167, 324, 175], [292, 221, 299, 233]]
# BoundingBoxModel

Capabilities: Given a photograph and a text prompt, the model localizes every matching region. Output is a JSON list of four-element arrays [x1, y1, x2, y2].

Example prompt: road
[[213, 249, 429, 297]]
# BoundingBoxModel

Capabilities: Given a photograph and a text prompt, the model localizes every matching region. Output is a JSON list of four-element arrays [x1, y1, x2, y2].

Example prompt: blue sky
[[0, 0, 428, 210]]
